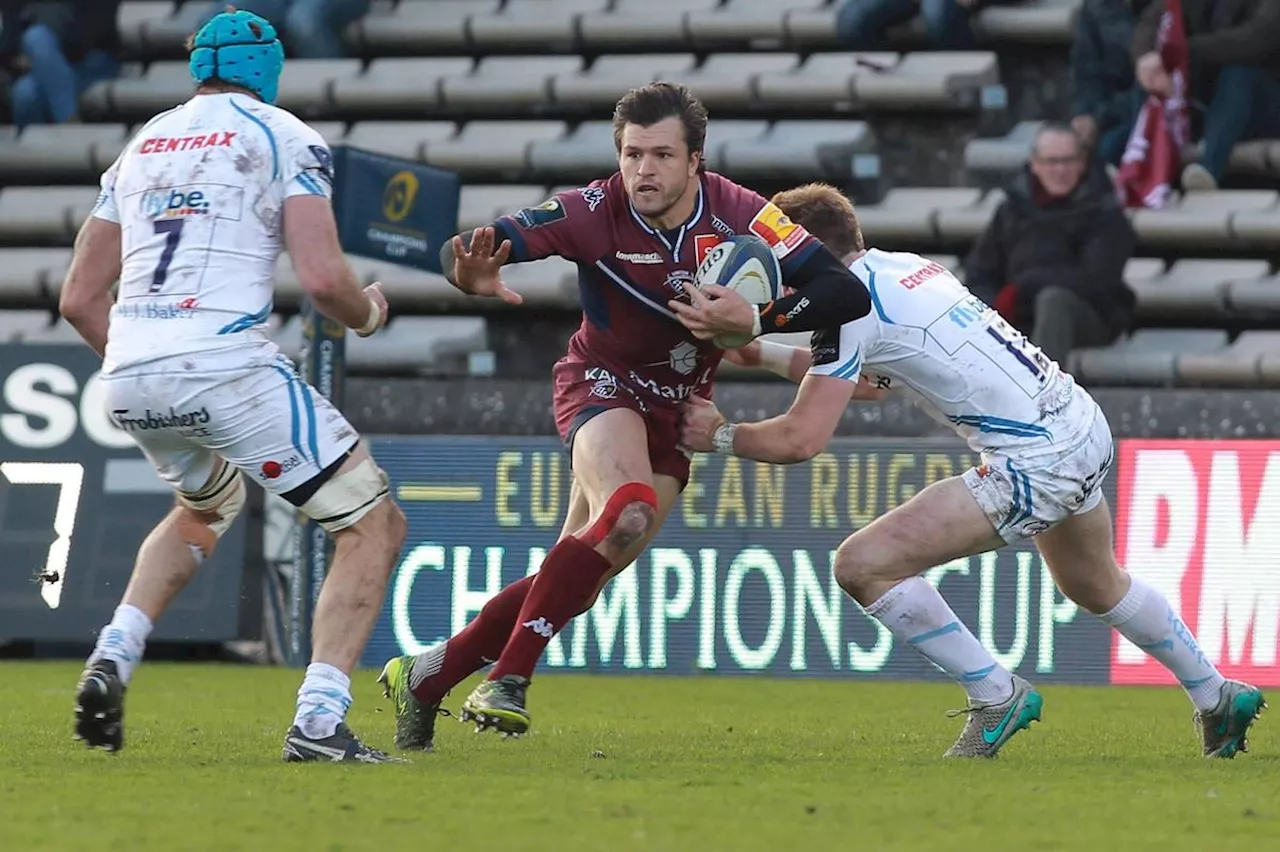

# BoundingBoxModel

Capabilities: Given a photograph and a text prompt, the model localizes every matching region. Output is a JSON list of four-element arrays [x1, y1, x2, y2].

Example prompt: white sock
[[865, 576, 1014, 703], [293, 663, 353, 740], [88, 604, 153, 685], [1099, 576, 1225, 711]]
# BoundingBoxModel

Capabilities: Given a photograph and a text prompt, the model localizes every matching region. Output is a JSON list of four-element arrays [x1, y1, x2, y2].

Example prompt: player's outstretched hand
[[678, 395, 726, 454], [356, 282, 389, 337], [453, 227, 522, 305], [669, 283, 755, 341], [720, 340, 762, 368]]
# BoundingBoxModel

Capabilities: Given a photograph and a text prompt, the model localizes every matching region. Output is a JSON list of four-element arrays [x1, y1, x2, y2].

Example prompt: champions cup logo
[[382, 171, 420, 223]]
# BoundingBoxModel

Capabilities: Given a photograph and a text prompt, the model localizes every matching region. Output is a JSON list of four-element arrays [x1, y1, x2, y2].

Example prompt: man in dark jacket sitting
[[964, 123, 1136, 365]]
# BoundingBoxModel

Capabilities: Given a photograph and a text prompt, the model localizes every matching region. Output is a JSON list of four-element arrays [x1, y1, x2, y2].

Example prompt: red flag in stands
[[1115, 0, 1190, 209]]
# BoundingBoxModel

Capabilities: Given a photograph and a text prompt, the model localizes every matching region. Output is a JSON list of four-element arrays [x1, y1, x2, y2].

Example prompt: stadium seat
[[425, 121, 568, 176], [346, 316, 489, 374], [689, 0, 832, 45], [0, 309, 56, 341], [755, 52, 899, 109], [470, 0, 610, 50], [131, 0, 204, 56], [116, 1, 176, 57], [552, 55, 699, 110], [1122, 256, 1166, 290], [1131, 190, 1280, 249], [1128, 259, 1269, 319], [0, 248, 72, 305], [351, 0, 500, 53], [579, 0, 721, 49], [972, 0, 1082, 44], [498, 257, 580, 307], [934, 189, 1004, 242], [457, 185, 548, 232], [0, 187, 97, 244], [703, 120, 773, 173], [855, 188, 983, 244], [783, 3, 841, 47], [663, 53, 800, 109], [0, 125, 129, 182], [98, 61, 190, 115], [853, 52, 1000, 109], [963, 121, 1041, 176], [21, 319, 84, 344], [1177, 330, 1280, 387], [277, 60, 362, 116], [1231, 204, 1280, 247], [1072, 329, 1227, 386], [343, 121, 456, 162], [440, 56, 585, 110], [719, 120, 873, 179], [309, 122, 349, 148], [1224, 273, 1280, 316], [330, 58, 474, 114], [528, 122, 617, 177]]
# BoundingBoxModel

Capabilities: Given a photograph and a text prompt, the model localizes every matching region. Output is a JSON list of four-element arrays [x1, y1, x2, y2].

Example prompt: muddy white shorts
[[961, 395, 1115, 543], [100, 354, 359, 498]]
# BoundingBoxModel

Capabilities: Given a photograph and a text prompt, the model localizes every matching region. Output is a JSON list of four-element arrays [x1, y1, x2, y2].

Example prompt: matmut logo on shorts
[[139, 132, 236, 155], [113, 407, 210, 431], [260, 456, 303, 480], [748, 202, 807, 260]]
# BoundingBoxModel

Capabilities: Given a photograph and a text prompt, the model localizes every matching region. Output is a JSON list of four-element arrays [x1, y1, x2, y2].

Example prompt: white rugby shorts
[[101, 355, 359, 498], [961, 395, 1115, 543]]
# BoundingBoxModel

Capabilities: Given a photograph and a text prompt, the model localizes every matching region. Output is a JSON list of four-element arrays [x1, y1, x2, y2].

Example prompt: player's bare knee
[[605, 500, 656, 552], [176, 462, 246, 560], [832, 538, 888, 599], [580, 482, 659, 554]]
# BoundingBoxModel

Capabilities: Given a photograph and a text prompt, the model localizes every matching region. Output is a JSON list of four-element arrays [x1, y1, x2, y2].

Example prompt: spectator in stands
[[1131, 0, 1280, 191], [198, 1, 369, 59], [835, 0, 1002, 50], [964, 124, 1136, 366], [0, 1, 121, 128], [1070, 0, 1154, 167]]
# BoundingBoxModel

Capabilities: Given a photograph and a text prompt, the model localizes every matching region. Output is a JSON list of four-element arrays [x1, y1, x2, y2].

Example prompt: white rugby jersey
[[92, 92, 332, 372], [809, 248, 1090, 456]]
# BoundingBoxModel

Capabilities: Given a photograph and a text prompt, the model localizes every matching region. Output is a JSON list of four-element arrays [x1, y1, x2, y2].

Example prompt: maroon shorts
[[552, 358, 691, 486]]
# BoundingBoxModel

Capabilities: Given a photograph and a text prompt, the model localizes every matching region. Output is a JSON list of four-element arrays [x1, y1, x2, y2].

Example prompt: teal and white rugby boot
[[943, 675, 1043, 758], [1197, 680, 1266, 758]]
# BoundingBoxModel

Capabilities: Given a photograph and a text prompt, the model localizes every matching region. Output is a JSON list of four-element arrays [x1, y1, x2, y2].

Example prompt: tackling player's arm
[[684, 374, 854, 464], [59, 216, 123, 358], [762, 245, 871, 333], [726, 339, 888, 399]]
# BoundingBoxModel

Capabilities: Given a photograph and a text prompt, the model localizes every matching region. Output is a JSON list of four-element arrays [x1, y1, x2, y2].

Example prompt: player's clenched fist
[[678, 395, 727, 454], [452, 227, 522, 305]]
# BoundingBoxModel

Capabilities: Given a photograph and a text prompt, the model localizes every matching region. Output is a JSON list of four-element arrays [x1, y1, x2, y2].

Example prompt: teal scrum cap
[[189, 10, 285, 104]]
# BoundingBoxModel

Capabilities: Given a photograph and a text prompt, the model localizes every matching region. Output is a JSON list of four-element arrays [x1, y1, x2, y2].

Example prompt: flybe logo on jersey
[[139, 132, 237, 155], [143, 188, 211, 219]]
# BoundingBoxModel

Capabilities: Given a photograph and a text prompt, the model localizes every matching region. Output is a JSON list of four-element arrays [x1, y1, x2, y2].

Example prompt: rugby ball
[[694, 234, 783, 349]]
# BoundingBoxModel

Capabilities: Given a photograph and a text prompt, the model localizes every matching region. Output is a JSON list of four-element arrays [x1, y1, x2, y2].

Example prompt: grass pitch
[[1, 662, 1276, 852]]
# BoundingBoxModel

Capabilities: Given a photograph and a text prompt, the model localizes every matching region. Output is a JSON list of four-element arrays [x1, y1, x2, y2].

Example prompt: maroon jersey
[[493, 171, 822, 407]]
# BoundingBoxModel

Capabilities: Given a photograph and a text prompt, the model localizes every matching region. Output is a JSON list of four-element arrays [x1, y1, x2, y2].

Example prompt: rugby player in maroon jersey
[[378, 83, 872, 747]]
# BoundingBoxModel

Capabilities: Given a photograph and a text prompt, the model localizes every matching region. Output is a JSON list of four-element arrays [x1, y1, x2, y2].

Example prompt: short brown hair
[[770, 183, 864, 258], [612, 82, 708, 168]]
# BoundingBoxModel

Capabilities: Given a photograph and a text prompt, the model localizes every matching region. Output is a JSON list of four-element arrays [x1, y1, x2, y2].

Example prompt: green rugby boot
[[944, 675, 1043, 758], [377, 655, 447, 751], [1197, 680, 1266, 758], [459, 675, 530, 737]]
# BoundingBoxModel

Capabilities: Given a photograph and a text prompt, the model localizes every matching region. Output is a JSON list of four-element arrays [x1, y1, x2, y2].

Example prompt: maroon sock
[[408, 574, 535, 705], [489, 536, 612, 680]]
